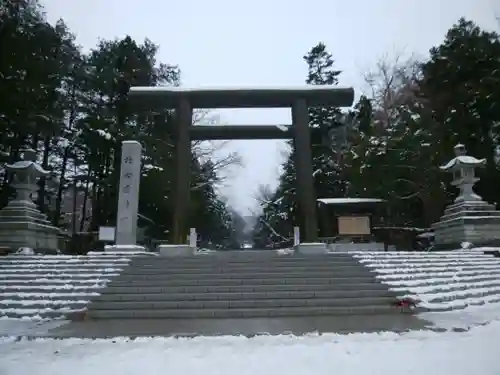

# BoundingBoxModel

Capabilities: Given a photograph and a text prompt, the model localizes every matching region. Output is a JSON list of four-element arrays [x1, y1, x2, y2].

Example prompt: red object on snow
[[391, 297, 417, 311]]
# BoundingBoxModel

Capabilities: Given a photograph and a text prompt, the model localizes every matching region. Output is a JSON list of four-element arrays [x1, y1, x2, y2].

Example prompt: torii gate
[[128, 86, 354, 244]]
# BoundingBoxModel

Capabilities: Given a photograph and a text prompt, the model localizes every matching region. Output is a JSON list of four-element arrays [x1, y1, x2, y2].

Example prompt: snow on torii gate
[[128, 86, 355, 245]]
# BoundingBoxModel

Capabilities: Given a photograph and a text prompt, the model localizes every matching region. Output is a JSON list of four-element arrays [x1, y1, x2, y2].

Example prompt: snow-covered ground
[[0, 319, 499, 375], [352, 249, 500, 311], [1, 249, 500, 374]]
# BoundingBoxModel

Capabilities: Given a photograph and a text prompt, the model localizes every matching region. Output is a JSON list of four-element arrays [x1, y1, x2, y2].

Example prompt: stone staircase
[[0, 253, 139, 319], [352, 250, 500, 311], [4, 250, 499, 323], [87, 252, 404, 319]]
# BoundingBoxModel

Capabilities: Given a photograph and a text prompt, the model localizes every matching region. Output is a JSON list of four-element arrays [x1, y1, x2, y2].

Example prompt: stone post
[[115, 140, 142, 246], [189, 228, 197, 248], [293, 226, 300, 247]]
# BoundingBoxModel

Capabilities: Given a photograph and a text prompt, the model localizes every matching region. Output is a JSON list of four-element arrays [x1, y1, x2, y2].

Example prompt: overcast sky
[[42, 0, 498, 214]]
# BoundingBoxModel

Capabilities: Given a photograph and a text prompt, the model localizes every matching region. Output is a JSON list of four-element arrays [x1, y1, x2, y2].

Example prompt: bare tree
[[253, 183, 276, 206], [363, 53, 422, 130], [359, 54, 446, 226], [191, 110, 244, 186]]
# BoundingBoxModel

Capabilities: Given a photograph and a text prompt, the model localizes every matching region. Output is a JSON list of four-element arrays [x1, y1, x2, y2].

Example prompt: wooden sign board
[[337, 216, 371, 235]]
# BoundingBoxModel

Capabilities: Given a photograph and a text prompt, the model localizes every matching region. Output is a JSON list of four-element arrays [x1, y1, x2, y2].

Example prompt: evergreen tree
[[420, 18, 500, 206], [305, 43, 347, 200], [0, 0, 240, 252], [252, 43, 347, 246]]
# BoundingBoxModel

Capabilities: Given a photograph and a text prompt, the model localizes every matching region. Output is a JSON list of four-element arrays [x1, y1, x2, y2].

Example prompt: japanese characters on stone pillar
[[115, 141, 142, 245]]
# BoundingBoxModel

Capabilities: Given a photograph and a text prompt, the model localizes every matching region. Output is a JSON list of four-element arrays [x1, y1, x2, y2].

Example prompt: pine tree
[[0, 2, 239, 251], [420, 18, 500, 206], [252, 43, 347, 246], [304, 43, 347, 200]]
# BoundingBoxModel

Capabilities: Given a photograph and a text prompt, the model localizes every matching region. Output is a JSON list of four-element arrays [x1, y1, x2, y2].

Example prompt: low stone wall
[[434, 218, 500, 245], [328, 242, 385, 252]]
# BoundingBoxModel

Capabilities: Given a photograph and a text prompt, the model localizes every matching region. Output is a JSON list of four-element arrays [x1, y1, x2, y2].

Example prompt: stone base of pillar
[[104, 244, 147, 253], [327, 242, 385, 252], [0, 200, 61, 253], [157, 244, 195, 257], [294, 242, 328, 255]]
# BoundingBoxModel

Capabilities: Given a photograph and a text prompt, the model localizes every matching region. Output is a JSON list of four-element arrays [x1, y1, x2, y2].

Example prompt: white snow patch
[[1, 322, 500, 375], [14, 248, 35, 255], [317, 198, 384, 204], [461, 242, 473, 249], [351, 249, 500, 312], [276, 248, 294, 255], [0, 254, 127, 319], [0, 318, 67, 335]]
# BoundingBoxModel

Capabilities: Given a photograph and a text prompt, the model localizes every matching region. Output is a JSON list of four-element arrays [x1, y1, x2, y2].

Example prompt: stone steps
[[2, 300, 89, 309], [90, 296, 396, 310], [351, 250, 500, 310], [91, 289, 394, 302], [124, 259, 370, 266], [108, 276, 378, 287], [0, 254, 135, 319], [0, 292, 99, 301], [87, 253, 403, 320], [0, 309, 82, 319], [88, 305, 398, 319], [0, 258, 131, 264], [120, 265, 368, 274], [423, 287, 500, 304], [382, 270, 500, 281], [1, 285, 102, 292], [116, 271, 374, 280], [0, 274, 120, 280], [4, 250, 500, 324], [0, 279, 110, 286], [102, 282, 390, 294]]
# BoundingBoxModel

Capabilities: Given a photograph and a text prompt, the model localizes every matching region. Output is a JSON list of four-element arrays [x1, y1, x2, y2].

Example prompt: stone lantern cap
[[439, 144, 486, 171], [4, 149, 49, 177]]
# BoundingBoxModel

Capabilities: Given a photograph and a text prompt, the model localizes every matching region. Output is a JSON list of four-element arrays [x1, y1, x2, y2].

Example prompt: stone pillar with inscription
[[107, 140, 146, 252]]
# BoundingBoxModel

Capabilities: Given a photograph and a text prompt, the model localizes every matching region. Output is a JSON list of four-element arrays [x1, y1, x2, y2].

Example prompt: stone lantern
[[5, 149, 49, 206], [432, 144, 500, 248], [0, 149, 60, 253], [439, 144, 486, 203]]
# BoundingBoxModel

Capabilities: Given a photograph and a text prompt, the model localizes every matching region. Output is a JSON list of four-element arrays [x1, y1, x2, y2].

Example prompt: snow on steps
[[0, 252, 153, 320], [351, 249, 500, 312]]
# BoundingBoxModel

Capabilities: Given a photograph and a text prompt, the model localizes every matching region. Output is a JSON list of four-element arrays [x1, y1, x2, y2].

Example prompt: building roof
[[317, 198, 385, 205]]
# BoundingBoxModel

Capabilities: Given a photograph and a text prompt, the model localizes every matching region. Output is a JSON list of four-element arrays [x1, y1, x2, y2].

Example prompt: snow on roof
[[317, 198, 385, 205], [129, 85, 353, 93], [440, 155, 487, 170], [4, 161, 49, 176], [128, 85, 355, 109]]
